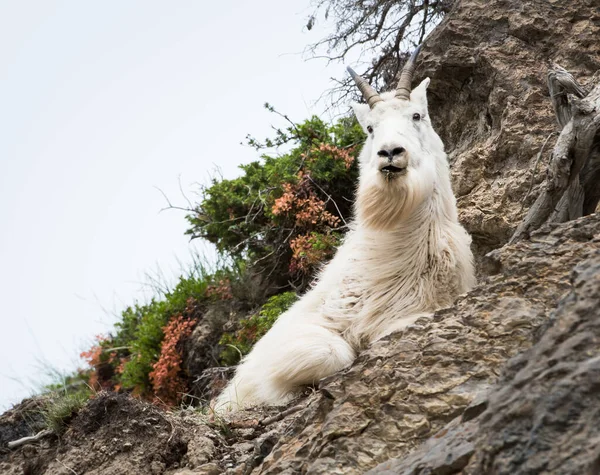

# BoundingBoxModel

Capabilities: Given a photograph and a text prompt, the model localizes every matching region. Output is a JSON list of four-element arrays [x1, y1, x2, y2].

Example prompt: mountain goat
[[215, 46, 475, 412]]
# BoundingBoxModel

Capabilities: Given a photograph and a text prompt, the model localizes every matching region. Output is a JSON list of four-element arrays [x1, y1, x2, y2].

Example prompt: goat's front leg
[[213, 323, 356, 413]]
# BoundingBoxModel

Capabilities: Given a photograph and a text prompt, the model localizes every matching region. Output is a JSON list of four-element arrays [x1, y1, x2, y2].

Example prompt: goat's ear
[[352, 102, 371, 131], [410, 77, 430, 110]]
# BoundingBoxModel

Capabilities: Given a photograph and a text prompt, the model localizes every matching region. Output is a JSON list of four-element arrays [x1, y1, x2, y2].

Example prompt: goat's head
[[349, 46, 446, 229]]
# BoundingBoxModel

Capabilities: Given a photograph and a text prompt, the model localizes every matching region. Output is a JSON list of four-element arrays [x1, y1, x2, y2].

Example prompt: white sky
[[0, 1, 347, 410]]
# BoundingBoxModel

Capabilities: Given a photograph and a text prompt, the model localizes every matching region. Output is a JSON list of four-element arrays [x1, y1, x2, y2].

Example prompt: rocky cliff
[[256, 214, 600, 474], [423, 0, 600, 258], [1, 0, 599, 473], [371, 237, 600, 474], [2, 204, 597, 475]]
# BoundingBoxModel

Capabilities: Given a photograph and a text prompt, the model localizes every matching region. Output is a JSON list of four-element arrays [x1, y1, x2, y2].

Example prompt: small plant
[[219, 292, 298, 366], [206, 278, 233, 300], [78, 263, 244, 399], [42, 388, 91, 434], [80, 335, 115, 390], [115, 273, 210, 394], [271, 175, 341, 229], [289, 231, 340, 275], [149, 312, 198, 406]]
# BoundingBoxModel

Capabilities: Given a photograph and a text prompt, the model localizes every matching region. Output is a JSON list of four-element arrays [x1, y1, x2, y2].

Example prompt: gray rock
[[421, 0, 600, 261], [186, 435, 216, 468], [256, 216, 600, 473], [368, 249, 600, 475]]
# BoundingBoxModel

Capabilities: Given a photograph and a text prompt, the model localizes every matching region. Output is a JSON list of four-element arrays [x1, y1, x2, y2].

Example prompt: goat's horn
[[395, 44, 423, 101], [347, 67, 383, 109]]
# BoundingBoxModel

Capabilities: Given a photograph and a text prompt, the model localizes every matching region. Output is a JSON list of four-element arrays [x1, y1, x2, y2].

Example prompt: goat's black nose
[[377, 147, 405, 159]]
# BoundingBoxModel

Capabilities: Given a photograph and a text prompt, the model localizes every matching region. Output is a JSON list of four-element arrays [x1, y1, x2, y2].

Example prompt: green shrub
[[219, 291, 298, 365], [77, 109, 363, 404], [186, 111, 363, 287], [118, 272, 212, 394], [118, 300, 170, 392]]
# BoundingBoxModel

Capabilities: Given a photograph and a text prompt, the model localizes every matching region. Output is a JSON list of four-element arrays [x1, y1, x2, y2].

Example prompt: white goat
[[215, 46, 475, 412]]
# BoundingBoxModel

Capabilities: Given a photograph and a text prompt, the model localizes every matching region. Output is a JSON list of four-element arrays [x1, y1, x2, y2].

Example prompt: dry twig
[[7, 429, 52, 449]]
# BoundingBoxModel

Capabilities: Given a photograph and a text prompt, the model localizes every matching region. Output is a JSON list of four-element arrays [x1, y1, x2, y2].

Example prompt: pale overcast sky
[[0, 1, 347, 410]]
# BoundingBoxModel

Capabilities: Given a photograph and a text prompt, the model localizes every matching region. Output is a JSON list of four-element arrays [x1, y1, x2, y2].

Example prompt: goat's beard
[[356, 170, 434, 230]]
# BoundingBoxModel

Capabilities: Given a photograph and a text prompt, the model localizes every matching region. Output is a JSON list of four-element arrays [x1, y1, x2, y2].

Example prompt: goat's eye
[[412, 113, 421, 121], [367, 125, 373, 134]]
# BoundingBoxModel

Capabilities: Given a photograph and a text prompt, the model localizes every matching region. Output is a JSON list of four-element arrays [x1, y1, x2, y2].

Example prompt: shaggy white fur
[[214, 77, 475, 413]]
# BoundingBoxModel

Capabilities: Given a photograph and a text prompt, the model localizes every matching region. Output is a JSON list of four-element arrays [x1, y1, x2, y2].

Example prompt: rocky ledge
[[1, 213, 598, 475]]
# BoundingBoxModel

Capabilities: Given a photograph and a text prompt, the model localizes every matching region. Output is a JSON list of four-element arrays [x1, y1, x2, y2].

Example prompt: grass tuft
[[41, 389, 91, 434]]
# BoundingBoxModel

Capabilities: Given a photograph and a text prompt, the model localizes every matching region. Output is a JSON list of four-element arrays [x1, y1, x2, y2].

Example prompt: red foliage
[[148, 315, 197, 406], [271, 172, 343, 276], [80, 335, 112, 390], [80, 335, 105, 367], [289, 232, 339, 274], [317, 143, 355, 169], [272, 174, 340, 228], [206, 278, 233, 300], [272, 183, 296, 215]]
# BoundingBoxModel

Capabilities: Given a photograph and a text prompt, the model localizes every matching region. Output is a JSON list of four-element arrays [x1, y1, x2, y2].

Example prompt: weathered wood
[[581, 149, 600, 215], [510, 119, 576, 242], [550, 180, 584, 223], [510, 68, 600, 244], [547, 65, 587, 129], [7, 429, 52, 449]]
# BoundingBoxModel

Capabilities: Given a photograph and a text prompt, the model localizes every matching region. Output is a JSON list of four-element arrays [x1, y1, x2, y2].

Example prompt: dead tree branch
[[510, 67, 600, 243], [306, 0, 453, 103]]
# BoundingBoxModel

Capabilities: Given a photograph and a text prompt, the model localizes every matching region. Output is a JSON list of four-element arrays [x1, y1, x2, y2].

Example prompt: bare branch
[[307, 0, 453, 102], [155, 186, 195, 214], [548, 65, 587, 129], [8, 429, 52, 449]]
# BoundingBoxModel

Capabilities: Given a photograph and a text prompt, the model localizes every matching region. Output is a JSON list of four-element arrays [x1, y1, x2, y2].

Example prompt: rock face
[[1, 1, 599, 474], [422, 0, 600, 258], [256, 214, 600, 474], [370, 246, 600, 475], [2, 209, 597, 475]]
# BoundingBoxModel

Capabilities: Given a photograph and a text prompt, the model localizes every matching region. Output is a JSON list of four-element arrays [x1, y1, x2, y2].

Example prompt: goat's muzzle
[[379, 156, 408, 178]]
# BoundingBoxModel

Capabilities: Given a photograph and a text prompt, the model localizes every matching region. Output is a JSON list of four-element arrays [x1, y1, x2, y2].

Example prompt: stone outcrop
[[256, 214, 600, 474], [370, 247, 600, 474], [1, 1, 599, 474], [422, 0, 600, 258]]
